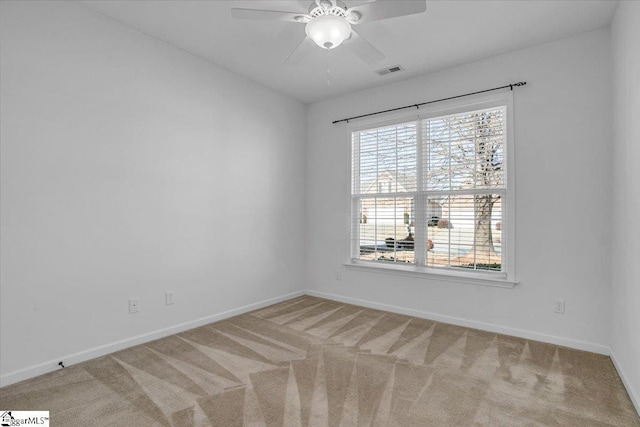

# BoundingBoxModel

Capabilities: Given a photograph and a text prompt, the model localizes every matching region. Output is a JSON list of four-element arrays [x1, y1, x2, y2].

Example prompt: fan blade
[[284, 36, 315, 65], [298, 0, 315, 10], [231, 8, 308, 23], [348, 0, 426, 24], [344, 29, 385, 65]]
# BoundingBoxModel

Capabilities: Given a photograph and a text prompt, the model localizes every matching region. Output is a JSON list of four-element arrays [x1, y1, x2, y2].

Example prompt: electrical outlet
[[335, 271, 342, 281], [166, 291, 175, 305], [553, 299, 565, 314], [129, 298, 139, 314]]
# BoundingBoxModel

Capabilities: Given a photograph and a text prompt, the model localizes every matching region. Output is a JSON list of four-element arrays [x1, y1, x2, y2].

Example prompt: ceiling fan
[[230, 0, 427, 65]]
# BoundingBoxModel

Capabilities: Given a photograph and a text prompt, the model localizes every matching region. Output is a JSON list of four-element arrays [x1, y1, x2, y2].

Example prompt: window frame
[[345, 92, 517, 287]]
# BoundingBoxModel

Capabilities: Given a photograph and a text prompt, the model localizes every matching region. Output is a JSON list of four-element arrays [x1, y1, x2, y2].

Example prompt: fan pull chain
[[326, 49, 331, 87]]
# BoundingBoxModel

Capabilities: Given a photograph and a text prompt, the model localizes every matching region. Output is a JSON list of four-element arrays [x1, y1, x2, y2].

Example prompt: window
[[350, 95, 515, 284]]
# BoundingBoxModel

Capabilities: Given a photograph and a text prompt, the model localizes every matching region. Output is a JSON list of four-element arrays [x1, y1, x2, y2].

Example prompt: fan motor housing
[[309, 0, 348, 18]]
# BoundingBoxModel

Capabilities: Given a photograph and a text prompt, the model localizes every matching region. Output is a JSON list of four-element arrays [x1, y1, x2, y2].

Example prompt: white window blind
[[351, 102, 510, 279]]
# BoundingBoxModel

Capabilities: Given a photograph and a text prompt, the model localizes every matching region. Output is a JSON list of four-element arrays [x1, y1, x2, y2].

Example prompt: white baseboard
[[305, 290, 611, 355], [610, 349, 640, 416], [0, 290, 305, 388]]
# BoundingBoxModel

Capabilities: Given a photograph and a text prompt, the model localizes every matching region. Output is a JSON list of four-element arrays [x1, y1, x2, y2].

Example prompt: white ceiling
[[81, 0, 618, 104]]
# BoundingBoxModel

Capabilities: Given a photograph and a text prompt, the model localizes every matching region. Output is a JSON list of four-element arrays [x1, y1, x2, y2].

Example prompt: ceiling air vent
[[375, 65, 404, 76]]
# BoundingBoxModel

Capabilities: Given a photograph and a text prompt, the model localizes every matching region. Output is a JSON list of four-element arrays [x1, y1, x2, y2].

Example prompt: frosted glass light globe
[[305, 15, 351, 49]]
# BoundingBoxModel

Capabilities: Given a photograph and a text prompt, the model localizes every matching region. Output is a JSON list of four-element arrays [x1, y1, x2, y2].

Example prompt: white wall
[[0, 0, 306, 384], [611, 0, 640, 411], [306, 29, 612, 352]]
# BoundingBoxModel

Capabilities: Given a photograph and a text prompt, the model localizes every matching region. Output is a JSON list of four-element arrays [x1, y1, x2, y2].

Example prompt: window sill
[[344, 260, 518, 288]]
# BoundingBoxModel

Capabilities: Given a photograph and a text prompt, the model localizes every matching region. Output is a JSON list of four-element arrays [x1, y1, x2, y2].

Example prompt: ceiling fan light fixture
[[305, 15, 351, 49]]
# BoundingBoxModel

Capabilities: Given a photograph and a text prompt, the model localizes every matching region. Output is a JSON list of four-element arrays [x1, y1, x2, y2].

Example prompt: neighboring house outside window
[[349, 93, 516, 285]]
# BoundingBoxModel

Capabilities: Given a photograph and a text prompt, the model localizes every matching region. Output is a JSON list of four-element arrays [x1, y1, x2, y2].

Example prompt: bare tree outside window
[[426, 108, 505, 269]]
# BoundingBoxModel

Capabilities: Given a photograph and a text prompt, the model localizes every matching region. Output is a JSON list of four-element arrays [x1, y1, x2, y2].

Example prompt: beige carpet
[[1, 295, 638, 426]]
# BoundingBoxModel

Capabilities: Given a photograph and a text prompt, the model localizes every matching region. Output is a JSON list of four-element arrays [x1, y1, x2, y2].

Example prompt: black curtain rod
[[332, 81, 527, 124]]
